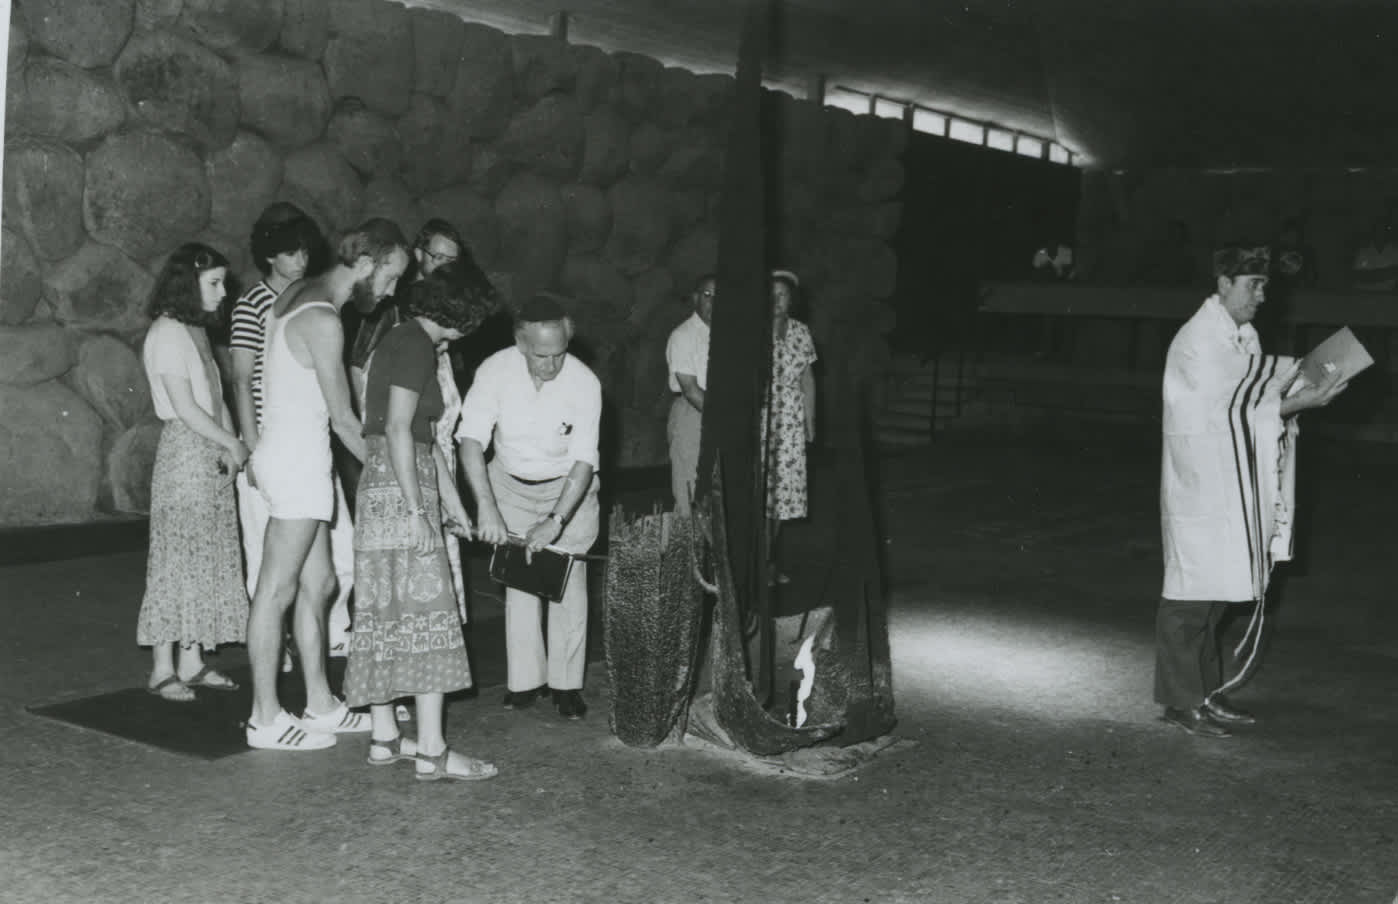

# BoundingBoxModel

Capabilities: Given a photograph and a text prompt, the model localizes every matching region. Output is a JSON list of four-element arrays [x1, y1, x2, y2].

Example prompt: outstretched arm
[[302, 309, 366, 462]]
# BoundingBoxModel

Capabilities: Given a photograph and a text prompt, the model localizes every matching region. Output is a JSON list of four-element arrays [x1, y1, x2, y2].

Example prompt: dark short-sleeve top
[[362, 318, 443, 444]]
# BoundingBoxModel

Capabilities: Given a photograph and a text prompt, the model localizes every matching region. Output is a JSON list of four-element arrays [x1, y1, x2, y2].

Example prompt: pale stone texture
[[629, 265, 677, 330], [417, 185, 499, 270], [178, 0, 283, 53], [0, 380, 104, 523], [279, 0, 329, 60], [236, 54, 332, 149], [469, 146, 514, 199], [572, 44, 617, 111], [560, 183, 611, 253], [498, 95, 585, 179], [115, 29, 240, 150], [3, 138, 87, 261], [1, 227, 45, 325], [560, 252, 633, 322], [17, 0, 134, 69], [0, 324, 77, 385], [665, 225, 718, 293], [512, 33, 577, 101], [107, 418, 164, 514], [8, 16, 28, 73], [612, 52, 662, 122], [604, 176, 673, 276], [409, 7, 464, 99], [446, 24, 514, 140], [493, 172, 567, 308], [397, 93, 472, 195], [281, 142, 364, 232], [579, 108, 630, 186], [326, 98, 403, 178], [627, 122, 671, 176], [69, 333, 154, 429], [84, 131, 211, 261], [15, 59, 127, 144], [43, 241, 156, 333], [361, 177, 423, 241], [134, 0, 183, 32], [323, 0, 414, 117], [205, 131, 284, 243], [658, 138, 722, 190]]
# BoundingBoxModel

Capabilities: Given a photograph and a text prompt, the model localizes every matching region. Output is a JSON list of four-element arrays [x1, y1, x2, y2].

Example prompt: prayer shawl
[[1161, 296, 1298, 602]]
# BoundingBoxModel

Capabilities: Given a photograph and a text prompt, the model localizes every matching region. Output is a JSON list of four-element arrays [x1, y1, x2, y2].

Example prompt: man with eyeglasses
[[665, 274, 715, 516], [349, 218, 464, 405]]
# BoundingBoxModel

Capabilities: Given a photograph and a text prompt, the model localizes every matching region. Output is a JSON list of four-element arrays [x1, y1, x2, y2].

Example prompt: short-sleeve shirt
[[455, 347, 602, 478], [665, 312, 710, 392], [349, 300, 404, 370], [228, 280, 277, 425], [362, 318, 443, 445], [143, 316, 226, 423]]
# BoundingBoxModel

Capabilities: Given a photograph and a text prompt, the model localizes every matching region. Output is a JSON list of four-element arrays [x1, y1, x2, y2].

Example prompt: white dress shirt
[[665, 312, 710, 392]]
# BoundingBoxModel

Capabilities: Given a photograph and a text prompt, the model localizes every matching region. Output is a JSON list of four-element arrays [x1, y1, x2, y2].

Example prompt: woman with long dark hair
[[138, 243, 250, 701]]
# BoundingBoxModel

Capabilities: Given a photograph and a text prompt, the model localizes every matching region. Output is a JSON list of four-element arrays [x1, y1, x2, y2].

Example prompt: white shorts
[[251, 444, 334, 522]]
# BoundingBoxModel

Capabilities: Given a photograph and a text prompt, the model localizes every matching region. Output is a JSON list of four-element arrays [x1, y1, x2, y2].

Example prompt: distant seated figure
[[1349, 215, 1398, 292], [1133, 219, 1198, 287]]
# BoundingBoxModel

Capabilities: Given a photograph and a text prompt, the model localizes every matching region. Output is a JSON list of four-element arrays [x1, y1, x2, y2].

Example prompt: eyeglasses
[[422, 247, 458, 266]]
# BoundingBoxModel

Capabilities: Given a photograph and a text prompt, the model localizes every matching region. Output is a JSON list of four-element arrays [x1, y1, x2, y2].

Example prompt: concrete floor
[[2, 428, 1396, 904]]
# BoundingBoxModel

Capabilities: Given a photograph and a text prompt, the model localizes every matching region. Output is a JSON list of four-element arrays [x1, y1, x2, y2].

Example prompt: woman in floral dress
[[138, 243, 250, 701], [764, 269, 818, 582], [344, 266, 497, 782]]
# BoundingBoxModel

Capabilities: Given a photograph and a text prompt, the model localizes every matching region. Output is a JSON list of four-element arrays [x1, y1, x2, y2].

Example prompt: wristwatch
[[545, 512, 564, 527]]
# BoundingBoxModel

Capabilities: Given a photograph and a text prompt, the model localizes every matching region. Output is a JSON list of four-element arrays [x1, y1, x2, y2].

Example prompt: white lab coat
[[1160, 296, 1298, 602]]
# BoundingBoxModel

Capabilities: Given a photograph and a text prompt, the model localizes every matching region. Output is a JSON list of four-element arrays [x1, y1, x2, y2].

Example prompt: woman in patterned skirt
[[138, 243, 250, 701], [344, 266, 498, 781], [763, 269, 818, 584]]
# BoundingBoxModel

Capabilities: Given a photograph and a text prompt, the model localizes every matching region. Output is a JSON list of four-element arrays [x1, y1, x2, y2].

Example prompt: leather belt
[[510, 473, 564, 485]]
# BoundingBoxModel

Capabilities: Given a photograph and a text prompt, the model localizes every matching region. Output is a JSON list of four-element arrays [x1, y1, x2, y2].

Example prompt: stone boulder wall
[[327, 98, 402, 178], [17, 0, 135, 69], [629, 265, 677, 330], [280, 141, 364, 232], [361, 176, 424, 243], [0, 324, 77, 385], [605, 176, 673, 277], [14, 59, 128, 145], [3, 138, 88, 262], [409, 7, 464, 99], [578, 107, 631, 186], [0, 381, 105, 522], [69, 333, 154, 429], [571, 44, 618, 111], [560, 252, 633, 323], [627, 122, 672, 176], [493, 171, 567, 308], [512, 34, 578, 102], [279, 0, 329, 60], [8, 16, 28, 74], [107, 418, 164, 514], [665, 224, 718, 295], [1, 228, 44, 325], [469, 146, 514, 199], [134, 0, 183, 32], [323, 0, 414, 117], [178, 0, 284, 54], [447, 24, 514, 140], [498, 95, 585, 180], [114, 29, 240, 150], [236, 53, 332, 150], [205, 131, 284, 243], [560, 183, 611, 253], [396, 93, 472, 195], [417, 184, 499, 269], [84, 130, 211, 261], [612, 52, 663, 123], [43, 240, 156, 333]]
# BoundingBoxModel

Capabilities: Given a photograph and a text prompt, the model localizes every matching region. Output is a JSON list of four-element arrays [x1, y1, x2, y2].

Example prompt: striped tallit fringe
[[1213, 598, 1265, 698]]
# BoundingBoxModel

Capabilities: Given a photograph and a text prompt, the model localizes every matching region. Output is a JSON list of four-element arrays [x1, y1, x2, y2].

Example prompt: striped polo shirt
[[229, 280, 278, 425]]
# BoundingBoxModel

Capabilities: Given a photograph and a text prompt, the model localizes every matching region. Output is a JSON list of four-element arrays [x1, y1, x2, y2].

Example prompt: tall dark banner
[[697, 0, 773, 696]]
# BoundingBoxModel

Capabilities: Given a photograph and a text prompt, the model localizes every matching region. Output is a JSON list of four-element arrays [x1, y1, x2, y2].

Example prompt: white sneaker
[[246, 710, 336, 751], [301, 699, 373, 734]]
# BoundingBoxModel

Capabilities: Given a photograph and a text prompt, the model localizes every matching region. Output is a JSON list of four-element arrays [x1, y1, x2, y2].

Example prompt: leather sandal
[[147, 674, 195, 703], [414, 747, 498, 782], [366, 735, 417, 767]]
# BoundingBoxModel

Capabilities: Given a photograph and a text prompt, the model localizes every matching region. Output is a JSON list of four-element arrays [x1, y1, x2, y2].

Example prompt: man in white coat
[[1156, 244, 1348, 738]]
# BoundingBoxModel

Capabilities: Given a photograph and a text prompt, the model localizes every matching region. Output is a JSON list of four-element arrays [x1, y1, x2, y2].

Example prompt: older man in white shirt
[[665, 274, 715, 516], [457, 295, 602, 720]]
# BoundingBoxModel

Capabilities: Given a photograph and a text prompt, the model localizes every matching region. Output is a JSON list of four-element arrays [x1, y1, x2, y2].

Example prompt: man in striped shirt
[[229, 204, 355, 657]]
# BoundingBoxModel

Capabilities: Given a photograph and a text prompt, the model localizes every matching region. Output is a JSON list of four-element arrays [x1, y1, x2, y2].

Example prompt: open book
[[1293, 327, 1373, 392]]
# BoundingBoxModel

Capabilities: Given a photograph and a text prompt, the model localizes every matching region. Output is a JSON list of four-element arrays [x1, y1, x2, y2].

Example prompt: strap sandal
[[366, 735, 417, 767], [245, 711, 336, 751], [180, 665, 239, 691], [146, 674, 195, 703], [414, 747, 499, 782]]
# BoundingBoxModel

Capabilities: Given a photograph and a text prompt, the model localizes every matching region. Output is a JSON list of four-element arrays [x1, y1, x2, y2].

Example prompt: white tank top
[[257, 301, 336, 462]]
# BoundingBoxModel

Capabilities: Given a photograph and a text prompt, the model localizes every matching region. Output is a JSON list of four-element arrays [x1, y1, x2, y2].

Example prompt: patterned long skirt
[[343, 436, 472, 707], [136, 419, 249, 648]]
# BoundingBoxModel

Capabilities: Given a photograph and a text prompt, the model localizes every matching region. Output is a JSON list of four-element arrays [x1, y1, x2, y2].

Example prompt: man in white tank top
[[244, 218, 410, 751]]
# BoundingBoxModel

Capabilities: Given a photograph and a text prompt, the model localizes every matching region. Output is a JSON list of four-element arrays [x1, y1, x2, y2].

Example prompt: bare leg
[[150, 641, 176, 681], [414, 692, 447, 755], [293, 523, 339, 715], [247, 517, 320, 726]]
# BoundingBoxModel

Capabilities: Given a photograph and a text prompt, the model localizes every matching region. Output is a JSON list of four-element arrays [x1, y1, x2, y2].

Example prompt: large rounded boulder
[[3, 138, 88, 262], [396, 93, 473, 195], [115, 29, 240, 150], [84, 130, 210, 261], [1, 227, 45, 325], [279, 0, 329, 60], [17, 0, 135, 68], [177, 0, 283, 53], [43, 240, 156, 333], [498, 95, 584, 179], [322, 0, 414, 117], [0, 324, 77, 385], [604, 176, 673, 277], [205, 131, 284, 242], [236, 54, 332, 150], [18, 59, 127, 144], [69, 333, 154, 428], [280, 142, 364, 233], [0, 381, 104, 524]]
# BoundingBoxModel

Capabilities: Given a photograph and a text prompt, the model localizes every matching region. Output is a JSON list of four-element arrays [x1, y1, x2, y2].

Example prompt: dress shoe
[[1204, 694, 1256, 725], [502, 686, 549, 710], [1161, 706, 1231, 738], [554, 689, 588, 720]]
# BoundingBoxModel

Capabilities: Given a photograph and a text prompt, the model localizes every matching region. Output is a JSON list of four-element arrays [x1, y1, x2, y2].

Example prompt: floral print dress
[[763, 319, 817, 521]]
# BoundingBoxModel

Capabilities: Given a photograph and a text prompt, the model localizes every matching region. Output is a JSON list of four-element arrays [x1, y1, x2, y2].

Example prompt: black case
[[488, 543, 575, 602]]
